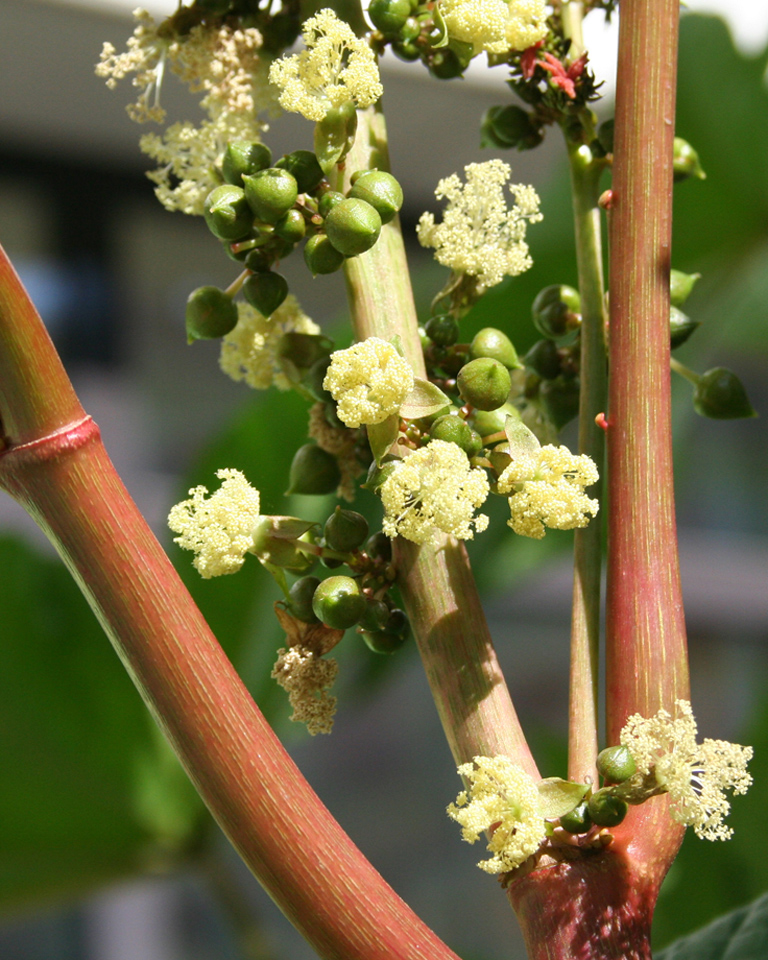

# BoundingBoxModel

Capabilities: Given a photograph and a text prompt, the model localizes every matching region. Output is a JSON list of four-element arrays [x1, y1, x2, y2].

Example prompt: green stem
[[669, 356, 700, 385], [340, 107, 538, 775]]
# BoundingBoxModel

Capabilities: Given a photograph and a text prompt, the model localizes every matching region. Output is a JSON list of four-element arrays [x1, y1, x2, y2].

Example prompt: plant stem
[[669, 356, 700, 385], [341, 107, 538, 775], [0, 244, 460, 960]]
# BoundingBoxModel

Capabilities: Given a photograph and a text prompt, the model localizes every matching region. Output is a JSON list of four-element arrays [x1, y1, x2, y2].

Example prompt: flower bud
[[673, 137, 706, 182], [275, 149, 325, 194], [242, 270, 289, 316], [288, 575, 322, 623], [669, 306, 701, 350], [480, 105, 543, 150], [185, 286, 238, 342], [670, 268, 701, 307], [359, 597, 391, 632], [348, 171, 404, 225], [559, 801, 592, 834], [424, 314, 459, 347], [274, 209, 306, 244], [429, 414, 481, 456], [324, 506, 369, 552], [524, 339, 562, 380], [312, 575, 367, 629], [587, 789, 628, 828], [222, 141, 272, 186], [204, 185, 254, 241], [596, 745, 637, 784], [470, 327, 521, 370], [243, 168, 299, 223], [365, 531, 392, 562], [304, 234, 346, 275], [693, 368, 757, 420], [457, 357, 512, 411], [361, 628, 408, 654], [368, 0, 411, 35], [532, 285, 582, 339], [324, 198, 382, 257], [319, 191, 346, 218], [287, 444, 341, 495], [540, 376, 580, 429]]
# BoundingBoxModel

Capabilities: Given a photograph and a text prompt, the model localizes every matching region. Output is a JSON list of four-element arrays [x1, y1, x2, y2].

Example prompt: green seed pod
[[204, 184, 254, 241], [429, 48, 464, 79], [540, 377, 581, 430], [673, 137, 706, 182], [318, 191, 346, 218], [359, 597, 391, 632], [392, 39, 420, 61], [365, 531, 392, 562], [243, 168, 299, 223], [669, 269, 701, 308], [222, 141, 272, 186], [324, 198, 382, 257], [304, 234, 346, 275], [669, 306, 701, 350], [429, 414, 477, 455], [524, 339, 562, 380], [596, 745, 637, 784], [243, 247, 272, 272], [559, 801, 593, 835], [424, 314, 459, 347], [275, 149, 325, 194], [470, 327, 521, 370], [368, 0, 411, 35], [587, 789, 628, 828], [480, 105, 543, 150], [596, 118, 614, 154], [348, 171, 404, 225], [185, 286, 238, 342], [457, 357, 512, 411], [361, 629, 408, 654], [532, 284, 582, 339], [287, 444, 341, 495], [312, 576, 366, 629], [273, 208, 306, 245], [324, 506, 370, 552], [288, 575, 322, 623], [242, 271, 289, 316], [276, 332, 329, 372], [693, 368, 757, 419]]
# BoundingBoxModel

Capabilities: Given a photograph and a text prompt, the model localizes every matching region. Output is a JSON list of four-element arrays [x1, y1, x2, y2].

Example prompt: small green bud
[[324, 506, 369, 553], [288, 575, 322, 623], [424, 314, 459, 347], [185, 286, 238, 342], [273, 209, 306, 244], [243, 168, 299, 223], [693, 368, 757, 419], [348, 171, 403, 225], [673, 137, 706, 182], [275, 150, 325, 194], [304, 234, 346, 275], [359, 597, 391, 632], [361, 628, 407, 654], [242, 270, 288, 316], [222, 141, 272, 186], [596, 118, 614, 154], [480, 105, 543, 151], [559, 801, 592, 834], [596, 745, 637, 784], [287, 444, 341, 495], [540, 377, 581, 429], [365, 531, 392, 562], [318, 191, 346, 218], [669, 306, 701, 350], [204, 185, 253, 241], [532, 284, 582, 339], [400, 15, 420, 40], [524, 339, 562, 380], [670, 268, 701, 307], [312, 576, 366, 629], [324, 198, 382, 257], [587, 789, 628, 828], [470, 327, 521, 370], [457, 357, 512, 411], [368, 0, 411, 35], [391, 39, 420, 61], [429, 414, 479, 456]]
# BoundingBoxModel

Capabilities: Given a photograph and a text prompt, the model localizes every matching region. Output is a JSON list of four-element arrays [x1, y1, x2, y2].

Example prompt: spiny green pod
[[693, 368, 757, 419], [540, 377, 581, 430], [670, 269, 701, 307], [480, 105, 543, 151], [304, 234, 346, 275], [324, 198, 382, 257], [348, 171, 404, 225], [318, 191, 346, 218], [596, 745, 637, 784], [358, 597, 391, 632], [243, 168, 299, 223], [185, 286, 238, 342], [312, 576, 367, 630], [669, 306, 701, 350], [242, 271, 288, 317], [275, 149, 325, 194], [287, 444, 341, 495], [673, 137, 706, 182], [368, 0, 411, 36], [470, 327, 521, 370], [365, 531, 392, 562], [324, 506, 369, 553], [424, 314, 459, 347], [222, 141, 272, 186], [429, 414, 482, 457], [457, 357, 512, 411], [532, 284, 582, 339], [587, 789, 628, 828], [288, 575, 322, 623], [559, 801, 592, 835], [204, 184, 253, 241], [524, 339, 562, 380], [273, 209, 306, 244], [361, 628, 408, 654]]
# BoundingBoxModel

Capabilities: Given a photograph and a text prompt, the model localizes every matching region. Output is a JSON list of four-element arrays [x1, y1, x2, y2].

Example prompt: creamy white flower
[[323, 338, 414, 428], [439, 0, 548, 56]]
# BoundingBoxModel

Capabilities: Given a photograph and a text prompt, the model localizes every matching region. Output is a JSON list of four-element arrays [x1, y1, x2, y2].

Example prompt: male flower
[[439, 0, 548, 57], [323, 337, 414, 428]]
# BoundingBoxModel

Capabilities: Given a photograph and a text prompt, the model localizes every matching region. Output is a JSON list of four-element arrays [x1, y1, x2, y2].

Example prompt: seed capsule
[[470, 327, 521, 370], [324, 198, 382, 257], [243, 168, 299, 223], [693, 368, 757, 419], [587, 789, 628, 828], [185, 286, 238, 341], [324, 507, 369, 553], [457, 357, 512, 411], [559, 802, 592, 834], [312, 576, 367, 629], [348, 171, 403, 225], [204, 185, 253, 241], [275, 150, 325, 193], [596, 745, 637, 784], [532, 284, 582, 340], [361, 629, 408, 654], [673, 137, 706, 182], [288, 575, 322, 623], [304, 234, 346, 275], [222, 141, 272, 186], [242, 271, 289, 316], [287, 444, 341, 495], [424, 314, 459, 347]]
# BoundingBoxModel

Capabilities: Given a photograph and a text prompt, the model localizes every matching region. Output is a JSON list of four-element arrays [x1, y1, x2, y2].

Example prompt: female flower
[[323, 337, 414, 428], [438, 0, 548, 57]]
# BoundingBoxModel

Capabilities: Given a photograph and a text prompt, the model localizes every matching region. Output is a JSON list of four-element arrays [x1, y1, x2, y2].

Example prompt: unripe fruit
[[596, 118, 614, 154], [288, 575, 322, 623], [312, 576, 366, 629], [424, 314, 459, 347], [559, 802, 592, 834], [274, 209, 306, 244], [429, 415, 482, 457], [275, 150, 325, 193], [587, 789, 628, 827], [669, 306, 700, 349], [540, 377, 580, 429], [348, 171, 403, 225], [304, 234, 346, 275], [391, 39, 420, 61], [382, 608, 409, 636], [324, 507, 369, 553], [204, 185, 253, 241], [524, 339, 562, 380], [185, 286, 238, 341], [318, 191, 346, 218], [429, 48, 464, 79], [469, 403, 519, 439], [244, 247, 273, 272], [222, 141, 272, 186], [470, 327, 521, 370], [358, 598, 391, 632], [480, 105, 543, 150], [670, 268, 701, 307], [287, 444, 341, 495], [457, 358, 512, 411], [276, 332, 329, 372], [368, 0, 411, 36], [596, 745, 637, 784], [693, 368, 757, 419], [324, 199, 382, 257], [365, 531, 392, 562], [242, 271, 288, 316], [532, 284, 582, 339], [361, 629, 408, 654], [673, 137, 706, 182], [243, 168, 298, 223]]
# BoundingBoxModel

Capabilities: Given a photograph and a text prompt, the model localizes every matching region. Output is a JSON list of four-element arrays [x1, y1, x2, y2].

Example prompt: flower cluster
[[220, 297, 321, 391], [271, 645, 338, 736], [497, 444, 599, 539], [439, 0, 548, 57], [417, 160, 542, 293], [168, 469, 262, 578], [323, 338, 414, 428], [380, 440, 490, 545], [269, 9, 383, 122], [620, 700, 753, 841], [448, 756, 546, 874]]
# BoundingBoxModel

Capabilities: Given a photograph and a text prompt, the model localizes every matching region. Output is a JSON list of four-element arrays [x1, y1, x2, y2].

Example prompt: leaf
[[536, 778, 589, 819], [657, 893, 768, 960], [367, 414, 400, 465], [429, 3, 449, 47], [399, 377, 451, 420], [504, 415, 541, 461]]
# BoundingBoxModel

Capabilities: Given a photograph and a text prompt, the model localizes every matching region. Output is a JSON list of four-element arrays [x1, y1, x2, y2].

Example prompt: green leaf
[[657, 893, 768, 960], [504, 415, 541, 461], [367, 414, 400, 465], [536, 778, 589, 819], [429, 3, 449, 47], [399, 377, 451, 420]]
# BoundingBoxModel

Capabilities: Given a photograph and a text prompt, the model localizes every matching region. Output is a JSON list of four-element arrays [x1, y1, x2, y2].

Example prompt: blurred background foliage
[[0, 9, 767, 959]]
